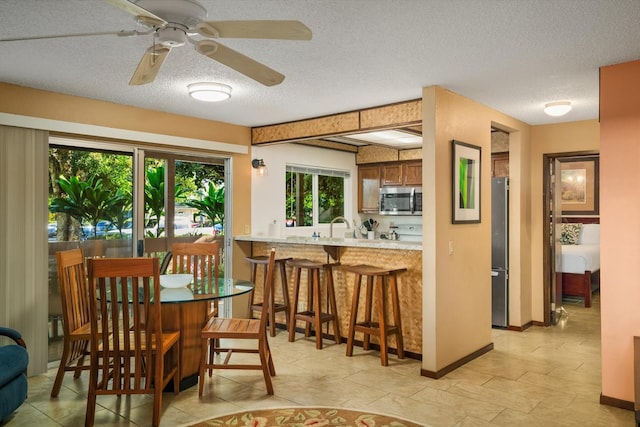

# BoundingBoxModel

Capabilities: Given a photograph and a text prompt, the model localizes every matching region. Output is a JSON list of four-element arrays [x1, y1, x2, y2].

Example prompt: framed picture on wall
[[452, 140, 481, 223], [559, 156, 599, 215]]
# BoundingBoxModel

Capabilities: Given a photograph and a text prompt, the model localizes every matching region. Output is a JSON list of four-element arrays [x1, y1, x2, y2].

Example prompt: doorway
[[542, 151, 600, 325]]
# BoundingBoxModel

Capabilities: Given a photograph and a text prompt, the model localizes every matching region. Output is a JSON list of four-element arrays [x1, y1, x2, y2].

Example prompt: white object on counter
[[367, 231, 375, 240]]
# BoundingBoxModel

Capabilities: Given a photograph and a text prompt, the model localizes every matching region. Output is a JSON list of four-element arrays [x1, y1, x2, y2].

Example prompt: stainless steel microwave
[[379, 186, 422, 215]]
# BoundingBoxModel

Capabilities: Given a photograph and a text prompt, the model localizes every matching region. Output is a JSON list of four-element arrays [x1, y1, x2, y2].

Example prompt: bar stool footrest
[[354, 321, 400, 336], [295, 311, 336, 324]]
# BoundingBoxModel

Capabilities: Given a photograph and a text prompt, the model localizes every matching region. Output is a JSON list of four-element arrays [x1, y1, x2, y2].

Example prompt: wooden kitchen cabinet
[[403, 161, 422, 185], [382, 161, 422, 186], [381, 164, 403, 186], [358, 165, 381, 213]]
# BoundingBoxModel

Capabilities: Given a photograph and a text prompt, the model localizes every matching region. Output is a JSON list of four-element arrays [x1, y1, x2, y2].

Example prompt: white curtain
[[0, 124, 49, 375]]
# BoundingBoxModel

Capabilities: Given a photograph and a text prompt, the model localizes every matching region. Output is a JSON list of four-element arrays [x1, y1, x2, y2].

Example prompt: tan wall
[[600, 59, 640, 402], [0, 82, 253, 282], [529, 120, 600, 321], [423, 86, 531, 372]]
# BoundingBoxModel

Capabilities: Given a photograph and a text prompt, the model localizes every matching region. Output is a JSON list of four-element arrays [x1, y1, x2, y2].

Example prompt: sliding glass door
[[48, 140, 228, 362]]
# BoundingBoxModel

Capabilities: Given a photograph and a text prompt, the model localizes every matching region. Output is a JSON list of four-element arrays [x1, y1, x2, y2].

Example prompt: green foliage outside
[[48, 148, 224, 241]]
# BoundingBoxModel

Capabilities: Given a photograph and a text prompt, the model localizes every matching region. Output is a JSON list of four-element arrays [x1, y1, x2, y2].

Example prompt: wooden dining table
[[158, 278, 254, 391]]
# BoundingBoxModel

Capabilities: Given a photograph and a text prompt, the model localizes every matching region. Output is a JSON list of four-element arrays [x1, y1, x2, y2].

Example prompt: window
[[285, 165, 348, 227]]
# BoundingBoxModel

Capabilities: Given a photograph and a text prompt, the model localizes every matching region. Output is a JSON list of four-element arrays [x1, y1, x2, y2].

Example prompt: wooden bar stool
[[342, 264, 406, 366], [246, 255, 292, 336], [287, 259, 341, 349]]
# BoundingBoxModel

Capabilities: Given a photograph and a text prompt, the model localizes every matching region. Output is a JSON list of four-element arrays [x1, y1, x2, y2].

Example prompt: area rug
[[185, 406, 426, 426]]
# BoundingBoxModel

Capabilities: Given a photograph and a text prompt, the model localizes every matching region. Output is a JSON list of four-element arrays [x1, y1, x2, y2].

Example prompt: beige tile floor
[[4, 294, 635, 426]]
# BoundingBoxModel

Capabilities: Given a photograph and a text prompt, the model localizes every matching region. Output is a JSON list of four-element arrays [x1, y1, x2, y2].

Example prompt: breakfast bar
[[235, 235, 423, 357]]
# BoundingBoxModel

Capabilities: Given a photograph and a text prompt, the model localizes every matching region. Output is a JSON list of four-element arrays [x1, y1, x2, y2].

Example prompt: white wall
[[250, 143, 358, 237]]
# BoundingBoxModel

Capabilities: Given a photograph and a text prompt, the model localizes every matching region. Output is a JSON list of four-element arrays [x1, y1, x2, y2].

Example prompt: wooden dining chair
[[172, 241, 221, 321], [199, 248, 277, 397], [85, 257, 180, 427], [51, 248, 92, 398]]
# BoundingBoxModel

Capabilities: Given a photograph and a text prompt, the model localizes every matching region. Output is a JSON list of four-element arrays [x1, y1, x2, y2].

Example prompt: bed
[[559, 222, 600, 307]]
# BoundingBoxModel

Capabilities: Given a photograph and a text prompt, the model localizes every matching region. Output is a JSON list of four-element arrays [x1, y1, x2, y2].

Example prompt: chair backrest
[[258, 248, 277, 331], [86, 257, 161, 393], [172, 242, 220, 295], [56, 248, 91, 336]]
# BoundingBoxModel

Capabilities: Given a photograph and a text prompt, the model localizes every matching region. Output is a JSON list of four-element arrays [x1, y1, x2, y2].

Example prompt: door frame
[[542, 150, 599, 325]]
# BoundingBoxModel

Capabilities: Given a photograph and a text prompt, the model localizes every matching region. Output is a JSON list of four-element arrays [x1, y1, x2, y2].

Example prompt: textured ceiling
[[1, 0, 639, 129]]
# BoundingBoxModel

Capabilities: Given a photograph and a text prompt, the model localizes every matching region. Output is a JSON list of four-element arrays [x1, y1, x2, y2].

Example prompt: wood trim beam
[[251, 99, 422, 145]]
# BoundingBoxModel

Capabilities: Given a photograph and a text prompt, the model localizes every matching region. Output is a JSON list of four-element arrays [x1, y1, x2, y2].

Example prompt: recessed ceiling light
[[188, 82, 231, 102], [544, 101, 572, 117]]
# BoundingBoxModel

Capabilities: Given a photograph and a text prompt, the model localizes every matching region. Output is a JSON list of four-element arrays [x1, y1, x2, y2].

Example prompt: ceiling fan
[[0, 0, 312, 87]]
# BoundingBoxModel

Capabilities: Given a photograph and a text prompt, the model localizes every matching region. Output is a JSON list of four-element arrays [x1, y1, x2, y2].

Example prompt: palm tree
[[185, 182, 225, 233]]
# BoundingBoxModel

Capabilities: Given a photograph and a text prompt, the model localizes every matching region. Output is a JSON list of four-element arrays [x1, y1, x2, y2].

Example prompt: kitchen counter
[[234, 234, 422, 250], [234, 235, 423, 357]]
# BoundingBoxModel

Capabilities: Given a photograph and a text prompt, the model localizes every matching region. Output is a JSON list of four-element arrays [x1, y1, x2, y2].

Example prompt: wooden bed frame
[[561, 217, 600, 308]]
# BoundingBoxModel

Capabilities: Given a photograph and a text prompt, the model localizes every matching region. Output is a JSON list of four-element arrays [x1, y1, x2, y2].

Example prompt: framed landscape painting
[[559, 156, 599, 215], [452, 140, 481, 224]]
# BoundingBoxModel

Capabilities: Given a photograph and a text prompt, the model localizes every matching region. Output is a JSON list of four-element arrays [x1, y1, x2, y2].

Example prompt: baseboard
[[507, 321, 533, 332], [600, 393, 634, 411], [420, 343, 494, 379]]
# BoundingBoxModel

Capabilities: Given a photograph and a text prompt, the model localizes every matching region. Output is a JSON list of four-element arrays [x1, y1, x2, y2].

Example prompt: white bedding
[[558, 223, 600, 274], [560, 244, 600, 274]]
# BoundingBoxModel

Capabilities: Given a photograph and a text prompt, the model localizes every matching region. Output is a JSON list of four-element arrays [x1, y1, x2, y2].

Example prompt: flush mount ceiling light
[[544, 101, 572, 117], [188, 82, 231, 102]]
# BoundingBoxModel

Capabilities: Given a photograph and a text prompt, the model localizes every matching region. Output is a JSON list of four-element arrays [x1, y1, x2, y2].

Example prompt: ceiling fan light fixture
[[188, 82, 231, 102], [544, 101, 572, 117]]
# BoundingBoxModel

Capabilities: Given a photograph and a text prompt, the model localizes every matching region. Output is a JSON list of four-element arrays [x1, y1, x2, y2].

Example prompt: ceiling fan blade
[[197, 20, 312, 40], [195, 40, 285, 87], [0, 29, 149, 43], [129, 44, 171, 86], [103, 0, 167, 27]]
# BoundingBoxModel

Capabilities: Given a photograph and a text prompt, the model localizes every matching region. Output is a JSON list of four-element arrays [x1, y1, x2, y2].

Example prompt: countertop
[[234, 234, 422, 250]]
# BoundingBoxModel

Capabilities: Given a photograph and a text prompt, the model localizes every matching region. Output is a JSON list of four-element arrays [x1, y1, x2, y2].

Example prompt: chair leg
[[346, 273, 361, 357], [199, 337, 209, 397], [312, 268, 323, 349], [390, 273, 405, 359], [305, 269, 313, 338], [51, 341, 71, 398], [258, 338, 274, 395], [326, 265, 341, 343], [153, 362, 162, 427], [279, 261, 290, 333], [289, 267, 301, 342], [173, 340, 181, 394], [268, 264, 276, 337], [85, 366, 98, 427], [377, 276, 389, 366], [363, 276, 374, 350]]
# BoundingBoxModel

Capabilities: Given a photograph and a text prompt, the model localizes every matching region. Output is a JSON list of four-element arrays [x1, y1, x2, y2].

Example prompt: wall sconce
[[544, 101, 572, 117], [251, 158, 268, 176]]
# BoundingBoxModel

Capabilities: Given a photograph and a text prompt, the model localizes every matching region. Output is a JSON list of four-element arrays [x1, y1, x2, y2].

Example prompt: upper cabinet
[[381, 161, 422, 186], [381, 164, 403, 186], [402, 161, 422, 185], [358, 165, 381, 213]]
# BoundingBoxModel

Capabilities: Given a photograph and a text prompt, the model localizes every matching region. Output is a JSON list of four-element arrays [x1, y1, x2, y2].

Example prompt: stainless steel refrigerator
[[491, 177, 509, 328]]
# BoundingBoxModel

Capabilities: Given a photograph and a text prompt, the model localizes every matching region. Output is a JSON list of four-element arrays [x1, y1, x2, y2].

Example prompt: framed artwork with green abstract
[[452, 140, 481, 224]]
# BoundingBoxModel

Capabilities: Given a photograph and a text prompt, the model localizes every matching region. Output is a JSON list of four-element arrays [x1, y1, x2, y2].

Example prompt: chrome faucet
[[329, 216, 350, 238]]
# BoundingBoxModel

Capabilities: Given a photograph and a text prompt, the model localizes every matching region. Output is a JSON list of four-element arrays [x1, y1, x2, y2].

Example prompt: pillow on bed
[[560, 223, 582, 245], [580, 224, 600, 245]]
